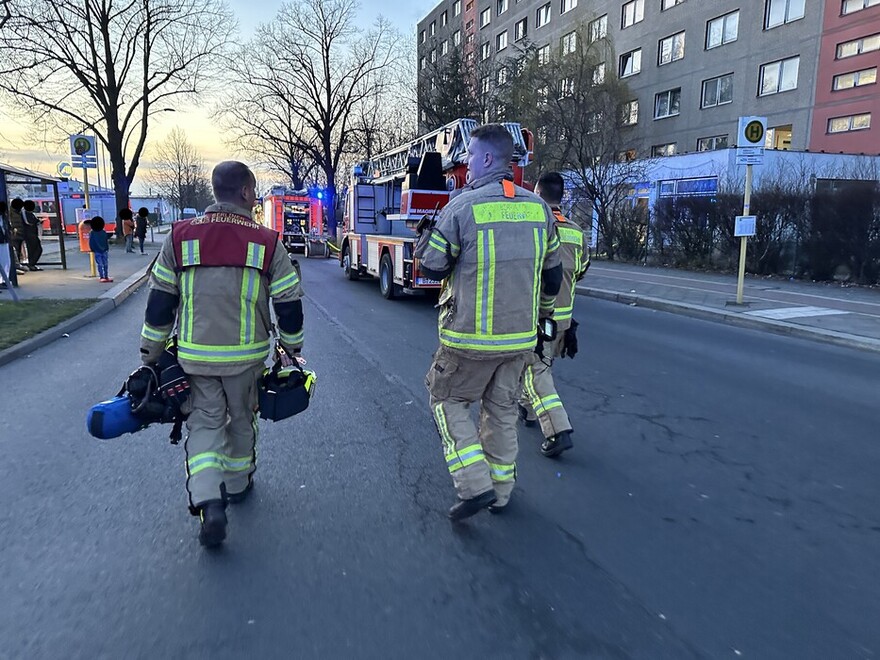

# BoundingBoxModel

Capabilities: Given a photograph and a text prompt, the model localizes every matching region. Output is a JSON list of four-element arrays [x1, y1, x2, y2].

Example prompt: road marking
[[743, 306, 851, 320]]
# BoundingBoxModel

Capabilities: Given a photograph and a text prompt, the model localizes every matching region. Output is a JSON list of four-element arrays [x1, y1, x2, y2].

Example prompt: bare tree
[[222, 0, 399, 235], [0, 0, 233, 216], [146, 127, 212, 218], [0, 0, 10, 29]]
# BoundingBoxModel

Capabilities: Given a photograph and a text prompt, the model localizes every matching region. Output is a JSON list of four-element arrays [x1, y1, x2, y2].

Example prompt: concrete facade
[[417, 0, 880, 157]]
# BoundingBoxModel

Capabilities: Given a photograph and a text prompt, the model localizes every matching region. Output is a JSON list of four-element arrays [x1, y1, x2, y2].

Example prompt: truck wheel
[[323, 242, 331, 258], [342, 244, 359, 280], [380, 253, 400, 300]]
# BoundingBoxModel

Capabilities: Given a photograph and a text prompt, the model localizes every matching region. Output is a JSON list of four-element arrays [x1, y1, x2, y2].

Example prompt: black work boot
[[448, 490, 497, 521], [227, 480, 254, 504], [541, 430, 574, 458], [518, 404, 537, 428], [198, 500, 227, 548]]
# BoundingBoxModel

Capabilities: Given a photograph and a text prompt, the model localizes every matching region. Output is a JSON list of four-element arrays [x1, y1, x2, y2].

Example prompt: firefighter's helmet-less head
[[258, 362, 315, 421]]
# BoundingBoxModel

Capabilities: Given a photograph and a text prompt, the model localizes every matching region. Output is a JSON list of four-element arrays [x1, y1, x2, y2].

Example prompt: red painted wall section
[[809, 2, 880, 153]]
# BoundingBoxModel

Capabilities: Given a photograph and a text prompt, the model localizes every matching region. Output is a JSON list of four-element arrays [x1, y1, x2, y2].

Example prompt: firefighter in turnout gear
[[519, 172, 589, 458], [141, 161, 305, 548], [415, 124, 563, 520]]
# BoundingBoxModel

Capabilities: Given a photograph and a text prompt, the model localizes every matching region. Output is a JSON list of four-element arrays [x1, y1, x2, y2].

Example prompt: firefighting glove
[[157, 349, 190, 411], [561, 319, 580, 359]]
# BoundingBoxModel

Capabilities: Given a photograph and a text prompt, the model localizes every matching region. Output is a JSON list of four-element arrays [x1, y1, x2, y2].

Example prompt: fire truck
[[340, 118, 533, 299], [261, 186, 328, 257]]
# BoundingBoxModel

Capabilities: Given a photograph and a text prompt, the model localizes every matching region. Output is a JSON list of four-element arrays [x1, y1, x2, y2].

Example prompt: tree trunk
[[325, 168, 337, 237]]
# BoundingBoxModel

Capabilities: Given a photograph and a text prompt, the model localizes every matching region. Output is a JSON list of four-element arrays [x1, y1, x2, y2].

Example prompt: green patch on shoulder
[[0, 299, 98, 351]]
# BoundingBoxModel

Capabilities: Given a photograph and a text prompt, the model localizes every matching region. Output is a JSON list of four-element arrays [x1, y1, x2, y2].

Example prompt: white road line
[[743, 306, 851, 320]]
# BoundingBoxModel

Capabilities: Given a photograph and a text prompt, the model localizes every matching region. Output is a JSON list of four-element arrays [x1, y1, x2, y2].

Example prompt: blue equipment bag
[[87, 395, 148, 439]]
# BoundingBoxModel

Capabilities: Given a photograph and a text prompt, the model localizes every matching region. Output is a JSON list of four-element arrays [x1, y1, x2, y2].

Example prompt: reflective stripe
[[428, 231, 460, 258], [547, 233, 560, 253], [429, 234, 448, 253], [181, 240, 201, 267], [224, 455, 253, 472], [433, 403, 456, 455], [152, 261, 177, 286], [178, 339, 271, 363], [187, 452, 225, 476], [488, 461, 515, 482], [555, 304, 574, 321], [473, 201, 545, 225], [523, 365, 540, 411], [141, 322, 169, 343], [557, 226, 582, 245], [180, 269, 195, 343], [476, 230, 489, 334], [239, 269, 259, 345], [440, 329, 536, 352], [246, 242, 266, 270], [532, 227, 545, 329], [446, 443, 486, 474], [270, 270, 300, 297], [279, 328, 304, 346], [534, 394, 563, 416]]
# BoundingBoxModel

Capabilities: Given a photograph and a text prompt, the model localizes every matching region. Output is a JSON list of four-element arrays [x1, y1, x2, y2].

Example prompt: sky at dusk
[[0, 0, 437, 191]]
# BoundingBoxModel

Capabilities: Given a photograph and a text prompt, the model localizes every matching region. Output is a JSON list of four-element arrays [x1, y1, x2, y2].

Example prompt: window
[[441, 11, 448, 26], [561, 77, 575, 97], [481, 76, 491, 94], [420, 30, 426, 44], [659, 32, 685, 65], [497, 0, 509, 14], [497, 67, 509, 84], [842, 0, 880, 14], [453, 30, 462, 46], [833, 67, 877, 90], [621, 99, 639, 126], [431, 78, 437, 91], [561, 0, 577, 14], [662, 0, 684, 8], [466, 19, 474, 29], [480, 8, 491, 27], [619, 149, 638, 162], [837, 34, 880, 59], [497, 30, 509, 51], [537, 44, 551, 65], [765, 124, 792, 149], [430, 49, 437, 63], [467, 33, 474, 44], [828, 113, 871, 132], [419, 56, 426, 70], [481, 42, 491, 60], [561, 31, 577, 54], [702, 74, 733, 107], [430, 21, 436, 36], [515, 18, 528, 41], [707, 11, 739, 49], [466, 0, 473, 10], [765, 0, 805, 29], [441, 40, 449, 55], [619, 48, 642, 77], [622, 0, 644, 28], [536, 3, 551, 28], [453, 0, 461, 16], [652, 143, 677, 157], [760, 56, 800, 95], [697, 135, 728, 151], [589, 15, 608, 42], [654, 88, 681, 118], [593, 62, 606, 85]]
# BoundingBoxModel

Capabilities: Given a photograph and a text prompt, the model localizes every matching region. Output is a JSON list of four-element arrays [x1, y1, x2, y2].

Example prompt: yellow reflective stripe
[[555, 304, 574, 321], [177, 339, 271, 363], [473, 201, 545, 225], [270, 270, 300, 297], [487, 461, 515, 481], [141, 322, 170, 343], [476, 230, 484, 335], [523, 365, 540, 411], [440, 331, 536, 352], [180, 269, 195, 343], [442, 328, 535, 340], [487, 230, 496, 334], [246, 242, 266, 270], [152, 261, 177, 286], [279, 328, 304, 345], [557, 226, 582, 244], [181, 240, 201, 267], [445, 443, 485, 474], [433, 403, 455, 455], [532, 227, 543, 328], [239, 269, 259, 345]]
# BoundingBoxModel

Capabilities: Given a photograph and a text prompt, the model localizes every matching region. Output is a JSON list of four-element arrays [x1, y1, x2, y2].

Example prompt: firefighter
[[518, 172, 589, 458], [140, 161, 305, 548], [415, 124, 563, 520]]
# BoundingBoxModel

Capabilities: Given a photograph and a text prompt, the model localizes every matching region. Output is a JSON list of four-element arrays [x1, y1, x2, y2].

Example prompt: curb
[[0, 259, 153, 368], [576, 286, 880, 355]]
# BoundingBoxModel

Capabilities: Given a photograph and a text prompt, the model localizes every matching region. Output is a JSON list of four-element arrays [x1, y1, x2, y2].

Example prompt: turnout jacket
[[415, 171, 562, 359], [549, 207, 589, 332], [141, 203, 304, 376]]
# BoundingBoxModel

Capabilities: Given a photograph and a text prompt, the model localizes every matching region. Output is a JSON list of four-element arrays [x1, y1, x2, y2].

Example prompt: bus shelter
[[0, 163, 67, 294]]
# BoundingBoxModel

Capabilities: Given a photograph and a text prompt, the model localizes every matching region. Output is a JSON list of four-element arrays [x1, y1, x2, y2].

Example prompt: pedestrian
[[8, 198, 28, 274], [22, 200, 44, 270], [0, 201, 11, 289], [518, 172, 589, 458], [88, 216, 113, 283], [135, 207, 149, 254], [139, 160, 305, 548], [120, 208, 135, 253], [414, 124, 563, 520]]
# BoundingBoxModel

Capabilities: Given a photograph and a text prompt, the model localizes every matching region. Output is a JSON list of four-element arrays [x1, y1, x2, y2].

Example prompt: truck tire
[[380, 253, 401, 300], [342, 244, 359, 280]]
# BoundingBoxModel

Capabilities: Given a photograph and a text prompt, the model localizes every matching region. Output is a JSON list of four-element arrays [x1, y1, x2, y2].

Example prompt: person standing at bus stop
[[120, 208, 135, 253], [22, 200, 43, 270], [135, 207, 149, 254]]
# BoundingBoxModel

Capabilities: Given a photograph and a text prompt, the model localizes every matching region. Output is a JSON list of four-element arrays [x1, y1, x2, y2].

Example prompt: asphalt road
[[1, 257, 878, 659]]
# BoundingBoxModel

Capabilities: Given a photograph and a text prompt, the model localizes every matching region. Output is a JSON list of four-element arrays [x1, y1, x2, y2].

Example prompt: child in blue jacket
[[88, 217, 112, 283]]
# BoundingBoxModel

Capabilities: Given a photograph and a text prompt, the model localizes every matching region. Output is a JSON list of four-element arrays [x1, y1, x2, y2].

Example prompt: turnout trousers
[[426, 345, 527, 507], [184, 364, 262, 512], [520, 335, 573, 439]]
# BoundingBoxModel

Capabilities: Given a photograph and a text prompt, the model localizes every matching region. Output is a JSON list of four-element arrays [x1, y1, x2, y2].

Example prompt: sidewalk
[[577, 261, 880, 354]]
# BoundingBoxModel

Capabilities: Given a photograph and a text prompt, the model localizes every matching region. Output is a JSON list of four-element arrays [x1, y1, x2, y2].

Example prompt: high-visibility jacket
[[550, 208, 589, 331], [140, 203, 304, 376], [415, 171, 562, 358]]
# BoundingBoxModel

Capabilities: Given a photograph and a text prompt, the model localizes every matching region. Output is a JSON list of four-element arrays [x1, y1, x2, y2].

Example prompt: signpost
[[734, 117, 766, 304], [70, 134, 99, 277]]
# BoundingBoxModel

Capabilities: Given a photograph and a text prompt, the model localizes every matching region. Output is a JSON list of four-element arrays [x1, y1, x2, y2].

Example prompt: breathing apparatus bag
[[258, 348, 316, 422]]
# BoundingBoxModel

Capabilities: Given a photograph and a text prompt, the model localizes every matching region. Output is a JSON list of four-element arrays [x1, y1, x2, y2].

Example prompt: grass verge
[[0, 299, 98, 351]]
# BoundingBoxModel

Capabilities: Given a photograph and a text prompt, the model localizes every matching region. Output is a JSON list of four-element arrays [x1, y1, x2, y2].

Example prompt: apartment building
[[417, 0, 880, 156]]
